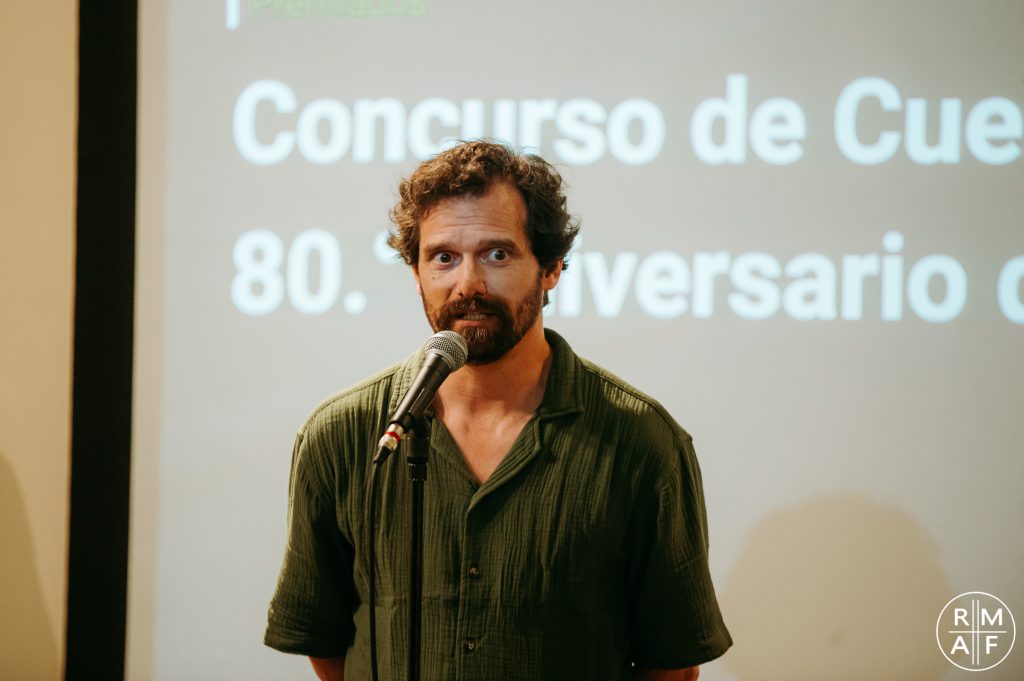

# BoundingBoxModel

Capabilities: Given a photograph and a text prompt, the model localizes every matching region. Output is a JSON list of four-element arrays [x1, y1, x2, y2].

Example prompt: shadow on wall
[[720, 493, 951, 681], [0, 453, 58, 681]]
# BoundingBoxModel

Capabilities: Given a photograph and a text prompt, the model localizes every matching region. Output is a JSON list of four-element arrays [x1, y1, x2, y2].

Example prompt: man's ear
[[542, 259, 563, 292], [412, 266, 422, 296]]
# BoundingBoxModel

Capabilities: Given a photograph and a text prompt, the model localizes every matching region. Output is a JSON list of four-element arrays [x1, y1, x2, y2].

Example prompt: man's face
[[413, 181, 560, 364]]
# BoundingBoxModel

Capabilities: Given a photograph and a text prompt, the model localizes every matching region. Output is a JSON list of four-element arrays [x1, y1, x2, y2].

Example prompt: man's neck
[[435, 322, 551, 417]]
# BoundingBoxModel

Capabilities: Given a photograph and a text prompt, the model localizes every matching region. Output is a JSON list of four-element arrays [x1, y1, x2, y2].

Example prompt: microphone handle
[[387, 351, 450, 434]]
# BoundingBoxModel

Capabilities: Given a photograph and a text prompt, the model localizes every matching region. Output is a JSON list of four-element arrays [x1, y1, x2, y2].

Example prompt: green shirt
[[265, 329, 731, 679]]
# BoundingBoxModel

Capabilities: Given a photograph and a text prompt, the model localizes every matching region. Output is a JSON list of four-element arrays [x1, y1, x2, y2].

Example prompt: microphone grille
[[425, 330, 468, 371]]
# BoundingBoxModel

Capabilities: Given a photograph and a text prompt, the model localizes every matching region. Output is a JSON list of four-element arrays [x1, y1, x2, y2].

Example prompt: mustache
[[440, 296, 504, 317], [435, 295, 511, 328]]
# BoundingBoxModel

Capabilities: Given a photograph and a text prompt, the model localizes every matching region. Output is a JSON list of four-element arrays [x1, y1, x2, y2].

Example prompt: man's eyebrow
[[420, 241, 454, 259], [481, 238, 520, 252], [421, 238, 521, 254]]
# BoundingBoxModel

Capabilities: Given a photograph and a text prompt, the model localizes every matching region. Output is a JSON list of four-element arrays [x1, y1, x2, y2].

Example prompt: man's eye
[[487, 249, 508, 262], [434, 252, 453, 264]]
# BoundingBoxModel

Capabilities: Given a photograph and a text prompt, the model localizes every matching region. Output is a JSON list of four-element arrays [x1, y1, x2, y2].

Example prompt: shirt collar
[[535, 328, 584, 420], [387, 327, 584, 421]]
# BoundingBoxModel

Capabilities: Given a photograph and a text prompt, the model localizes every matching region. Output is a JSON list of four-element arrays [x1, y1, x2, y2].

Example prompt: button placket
[[456, 503, 485, 678]]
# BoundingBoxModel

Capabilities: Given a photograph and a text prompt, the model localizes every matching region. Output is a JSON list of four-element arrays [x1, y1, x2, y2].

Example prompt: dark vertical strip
[[67, 1, 137, 679]]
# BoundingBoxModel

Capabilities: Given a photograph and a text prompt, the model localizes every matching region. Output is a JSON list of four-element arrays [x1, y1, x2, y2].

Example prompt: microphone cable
[[366, 455, 384, 681]]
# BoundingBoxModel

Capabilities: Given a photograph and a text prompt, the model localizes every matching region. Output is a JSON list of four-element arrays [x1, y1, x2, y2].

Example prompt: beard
[[422, 276, 543, 365]]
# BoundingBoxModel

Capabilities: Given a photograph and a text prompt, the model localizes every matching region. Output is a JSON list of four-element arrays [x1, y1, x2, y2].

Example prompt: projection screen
[[131, 1, 1024, 679]]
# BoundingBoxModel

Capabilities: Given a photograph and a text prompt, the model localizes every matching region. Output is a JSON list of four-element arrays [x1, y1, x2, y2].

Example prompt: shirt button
[[463, 638, 478, 652], [467, 566, 481, 578]]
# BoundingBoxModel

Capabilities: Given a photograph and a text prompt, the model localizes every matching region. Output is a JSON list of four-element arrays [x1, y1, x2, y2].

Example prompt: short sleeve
[[627, 435, 732, 668], [264, 428, 357, 657]]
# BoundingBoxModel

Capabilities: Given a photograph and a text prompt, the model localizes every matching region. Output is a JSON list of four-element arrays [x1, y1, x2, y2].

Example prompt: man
[[265, 141, 731, 680]]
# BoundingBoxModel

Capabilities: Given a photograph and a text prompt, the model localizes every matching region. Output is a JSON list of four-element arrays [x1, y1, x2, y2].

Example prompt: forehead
[[419, 181, 528, 247]]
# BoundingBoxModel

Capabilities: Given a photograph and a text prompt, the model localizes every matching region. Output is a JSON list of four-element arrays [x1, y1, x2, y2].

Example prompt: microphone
[[375, 330, 468, 462]]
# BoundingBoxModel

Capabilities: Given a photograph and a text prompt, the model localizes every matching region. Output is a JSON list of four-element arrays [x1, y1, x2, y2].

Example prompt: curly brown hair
[[387, 140, 580, 275]]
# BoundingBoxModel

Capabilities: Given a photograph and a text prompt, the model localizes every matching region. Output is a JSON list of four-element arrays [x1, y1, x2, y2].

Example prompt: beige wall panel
[[0, 1, 77, 679]]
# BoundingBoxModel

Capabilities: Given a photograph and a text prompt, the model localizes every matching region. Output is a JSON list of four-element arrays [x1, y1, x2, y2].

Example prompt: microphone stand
[[405, 416, 430, 681], [369, 330, 466, 681], [368, 413, 430, 681]]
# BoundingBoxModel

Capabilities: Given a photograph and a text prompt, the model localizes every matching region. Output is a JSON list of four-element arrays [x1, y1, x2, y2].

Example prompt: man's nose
[[453, 258, 487, 298]]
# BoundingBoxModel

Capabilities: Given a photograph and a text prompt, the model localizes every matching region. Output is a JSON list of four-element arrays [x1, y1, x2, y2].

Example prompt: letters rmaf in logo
[[936, 592, 1016, 671]]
